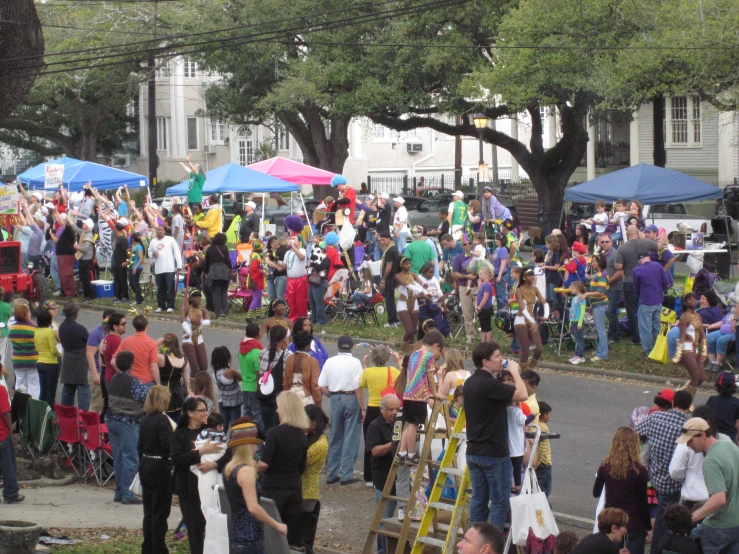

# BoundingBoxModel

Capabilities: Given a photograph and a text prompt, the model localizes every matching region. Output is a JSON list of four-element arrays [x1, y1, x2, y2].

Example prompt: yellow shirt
[[360, 366, 400, 407], [537, 421, 552, 466], [302, 435, 328, 501], [196, 206, 223, 238], [525, 393, 539, 426], [34, 327, 59, 365]]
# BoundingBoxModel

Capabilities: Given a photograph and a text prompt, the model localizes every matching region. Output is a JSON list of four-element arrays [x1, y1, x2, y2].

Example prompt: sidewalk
[[9, 484, 181, 529]]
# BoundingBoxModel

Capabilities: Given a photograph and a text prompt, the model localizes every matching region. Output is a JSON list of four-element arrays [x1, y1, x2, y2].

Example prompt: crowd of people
[[1, 176, 739, 554]]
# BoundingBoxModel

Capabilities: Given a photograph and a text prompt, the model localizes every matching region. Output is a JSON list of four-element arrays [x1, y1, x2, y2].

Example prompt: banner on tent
[[0, 185, 19, 215], [45, 164, 64, 189]]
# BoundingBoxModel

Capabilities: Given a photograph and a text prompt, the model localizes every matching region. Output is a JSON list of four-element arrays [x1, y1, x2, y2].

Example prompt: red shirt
[[343, 187, 357, 223], [0, 383, 10, 441], [326, 247, 343, 282], [103, 333, 123, 382]]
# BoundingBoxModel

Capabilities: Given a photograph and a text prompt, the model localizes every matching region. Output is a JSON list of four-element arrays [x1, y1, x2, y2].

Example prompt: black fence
[[578, 145, 630, 167]]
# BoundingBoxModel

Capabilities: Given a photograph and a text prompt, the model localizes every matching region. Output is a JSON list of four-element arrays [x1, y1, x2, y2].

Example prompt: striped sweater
[[9, 321, 38, 370]]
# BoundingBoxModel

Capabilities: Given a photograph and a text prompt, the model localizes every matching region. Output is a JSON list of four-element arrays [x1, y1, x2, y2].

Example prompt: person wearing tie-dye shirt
[[394, 331, 445, 466]]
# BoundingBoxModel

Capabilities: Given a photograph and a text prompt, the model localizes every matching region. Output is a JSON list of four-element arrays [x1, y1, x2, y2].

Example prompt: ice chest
[[91, 280, 114, 298]]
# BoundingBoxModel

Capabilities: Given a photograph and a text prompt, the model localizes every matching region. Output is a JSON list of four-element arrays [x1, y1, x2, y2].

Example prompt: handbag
[[381, 367, 397, 398], [509, 468, 559, 546], [203, 485, 229, 554], [308, 273, 323, 287], [257, 352, 285, 401], [648, 323, 670, 364]]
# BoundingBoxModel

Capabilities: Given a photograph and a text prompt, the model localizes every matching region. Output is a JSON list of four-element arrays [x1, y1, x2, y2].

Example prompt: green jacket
[[239, 338, 263, 393]]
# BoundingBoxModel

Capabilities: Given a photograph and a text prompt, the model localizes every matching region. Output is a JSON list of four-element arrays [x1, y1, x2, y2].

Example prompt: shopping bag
[[509, 468, 559, 546], [203, 486, 229, 554], [129, 473, 142, 496], [648, 323, 670, 364], [684, 273, 696, 293]]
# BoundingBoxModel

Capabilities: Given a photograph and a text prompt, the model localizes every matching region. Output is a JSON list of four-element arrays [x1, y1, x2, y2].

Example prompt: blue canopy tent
[[18, 157, 149, 191], [165, 163, 299, 195], [564, 163, 722, 204]]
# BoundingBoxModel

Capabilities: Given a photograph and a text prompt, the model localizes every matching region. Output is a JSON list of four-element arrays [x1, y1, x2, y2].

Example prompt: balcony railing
[[579, 144, 630, 167]]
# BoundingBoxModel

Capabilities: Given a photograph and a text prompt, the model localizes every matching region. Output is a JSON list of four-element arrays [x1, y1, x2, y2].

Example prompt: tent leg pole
[[298, 193, 312, 241], [261, 193, 266, 237], [722, 197, 734, 279]]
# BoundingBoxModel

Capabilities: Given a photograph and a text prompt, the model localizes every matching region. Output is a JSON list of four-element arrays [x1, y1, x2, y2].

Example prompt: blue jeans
[[219, 403, 242, 432], [593, 304, 608, 359], [494, 274, 509, 310], [623, 282, 640, 343], [607, 288, 622, 342], [37, 362, 60, 409], [61, 383, 91, 412], [466, 454, 512, 529], [129, 267, 143, 303], [652, 490, 681, 552], [327, 394, 362, 482], [374, 488, 398, 554], [309, 281, 328, 325], [242, 391, 264, 434], [50, 251, 61, 290], [535, 464, 552, 498], [691, 523, 739, 554], [267, 276, 287, 303], [229, 538, 265, 554], [570, 325, 584, 357], [0, 435, 20, 500], [625, 533, 646, 554], [511, 330, 520, 353], [155, 271, 176, 310], [395, 232, 407, 253], [637, 303, 661, 355], [668, 325, 680, 359], [367, 233, 380, 262], [349, 291, 372, 304], [106, 418, 140, 502], [707, 330, 734, 355]]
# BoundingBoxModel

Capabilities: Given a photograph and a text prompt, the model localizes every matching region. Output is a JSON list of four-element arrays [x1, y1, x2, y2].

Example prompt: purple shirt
[[27, 224, 44, 256], [452, 253, 473, 286], [632, 261, 670, 306]]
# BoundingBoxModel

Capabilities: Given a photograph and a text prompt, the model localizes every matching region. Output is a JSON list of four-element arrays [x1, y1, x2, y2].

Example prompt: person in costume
[[330, 174, 357, 224], [248, 239, 266, 311]]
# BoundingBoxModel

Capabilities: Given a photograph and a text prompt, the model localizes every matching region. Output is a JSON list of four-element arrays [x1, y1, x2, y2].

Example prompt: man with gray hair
[[365, 393, 402, 554]]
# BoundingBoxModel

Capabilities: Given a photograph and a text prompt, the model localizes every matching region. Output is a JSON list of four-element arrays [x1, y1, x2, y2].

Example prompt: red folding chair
[[53, 404, 85, 477], [79, 411, 114, 486], [226, 266, 253, 314]]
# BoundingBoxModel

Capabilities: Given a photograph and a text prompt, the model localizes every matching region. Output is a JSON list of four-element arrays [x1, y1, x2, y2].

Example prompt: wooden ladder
[[361, 399, 456, 554]]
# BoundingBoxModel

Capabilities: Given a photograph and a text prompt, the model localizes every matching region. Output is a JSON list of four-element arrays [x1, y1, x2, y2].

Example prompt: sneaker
[[570, 357, 583, 365], [407, 452, 420, 466], [340, 478, 360, 486], [155, 307, 163, 313], [365, 481, 374, 488], [708, 362, 721, 373], [394, 452, 407, 465], [397, 508, 406, 522], [114, 495, 122, 503], [166, 308, 174, 313], [4, 494, 24, 504], [591, 357, 606, 363], [568, 356, 578, 364], [326, 477, 340, 485], [53, 291, 62, 297], [384, 323, 399, 328], [122, 497, 143, 505]]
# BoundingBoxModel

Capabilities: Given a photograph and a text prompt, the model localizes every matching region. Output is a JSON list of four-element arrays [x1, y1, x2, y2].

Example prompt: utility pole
[[454, 115, 462, 187], [147, 51, 157, 189]]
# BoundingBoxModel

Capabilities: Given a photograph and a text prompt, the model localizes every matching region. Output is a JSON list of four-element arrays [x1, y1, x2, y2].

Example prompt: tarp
[[18, 157, 149, 191], [247, 156, 336, 185], [564, 163, 722, 204], [165, 163, 299, 196]]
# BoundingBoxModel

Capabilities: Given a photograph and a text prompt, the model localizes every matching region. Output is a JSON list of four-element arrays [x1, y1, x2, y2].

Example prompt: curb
[[19, 474, 76, 488], [79, 306, 707, 389]]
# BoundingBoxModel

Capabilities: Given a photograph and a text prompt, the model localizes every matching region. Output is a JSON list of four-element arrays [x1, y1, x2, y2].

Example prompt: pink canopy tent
[[247, 156, 336, 185]]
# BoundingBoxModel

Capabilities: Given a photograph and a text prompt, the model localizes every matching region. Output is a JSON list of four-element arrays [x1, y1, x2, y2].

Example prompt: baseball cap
[[572, 241, 587, 254], [637, 252, 650, 260], [337, 335, 354, 351], [453, 190, 464, 198], [676, 417, 710, 444], [379, 192, 390, 200], [717, 371, 737, 387], [118, 217, 129, 226], [82, 218, 94, 230], [245, 201, 257, 209], [394, 197, 405, 205], [656, 388, 675, 404], [367, 194, 375, 202], [645, 224, 659, 233], [31, 191, 43, 201], [411, 225, 423, 236]]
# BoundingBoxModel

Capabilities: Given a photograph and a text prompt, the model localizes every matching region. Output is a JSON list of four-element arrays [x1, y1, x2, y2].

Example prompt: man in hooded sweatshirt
[[238, 321, 264, 433]]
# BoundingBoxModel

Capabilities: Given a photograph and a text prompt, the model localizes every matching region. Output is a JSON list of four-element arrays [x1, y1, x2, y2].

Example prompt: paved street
[[7, 308, 710, 537]]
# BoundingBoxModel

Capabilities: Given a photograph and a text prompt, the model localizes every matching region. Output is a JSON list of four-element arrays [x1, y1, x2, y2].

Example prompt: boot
[[528, 358, 539, 370]]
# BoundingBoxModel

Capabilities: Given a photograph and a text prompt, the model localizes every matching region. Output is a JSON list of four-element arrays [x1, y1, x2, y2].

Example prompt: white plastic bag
[[129, 473, 142, 496], [339, 222, 357, 250], [509, 467, 559, 546], [203, 486, 229, 554]]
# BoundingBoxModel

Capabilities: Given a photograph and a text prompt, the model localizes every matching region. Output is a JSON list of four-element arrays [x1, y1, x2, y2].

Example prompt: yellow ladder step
[[439, 467, 465, 476], [427, 501, 453, 511], [417, 537, 447, 548]]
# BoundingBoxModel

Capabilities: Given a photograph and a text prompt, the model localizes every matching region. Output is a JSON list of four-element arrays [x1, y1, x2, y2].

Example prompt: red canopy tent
[[247, 156, 336, 185]]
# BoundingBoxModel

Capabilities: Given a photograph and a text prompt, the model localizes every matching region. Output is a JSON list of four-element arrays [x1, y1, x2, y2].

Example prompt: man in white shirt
[[171, 204, 185, 258], [147, 225, 182, 312], [285, 234, 308, 321], [393, 197, 409, 253], [318, 335, 365, 485]]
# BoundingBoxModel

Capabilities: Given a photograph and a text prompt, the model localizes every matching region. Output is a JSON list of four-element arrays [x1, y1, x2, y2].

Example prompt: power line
[[8, 0, 416, 62], [8, 0, 463, 75], [0, 19, 160, 35]]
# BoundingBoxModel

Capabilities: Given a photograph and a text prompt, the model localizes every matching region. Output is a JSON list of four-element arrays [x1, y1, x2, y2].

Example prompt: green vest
[[451, 200, 468, 226]]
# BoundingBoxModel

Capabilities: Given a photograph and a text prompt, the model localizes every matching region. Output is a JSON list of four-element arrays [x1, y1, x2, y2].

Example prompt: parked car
[[263, 198, 320, 231], [407, 192, 518, 234]]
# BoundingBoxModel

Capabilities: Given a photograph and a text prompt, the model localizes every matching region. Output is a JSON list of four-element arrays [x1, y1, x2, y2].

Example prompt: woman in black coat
[[202, 232, 232, 319], [138, 385, 174, 554], [170, 397, 223, 554]]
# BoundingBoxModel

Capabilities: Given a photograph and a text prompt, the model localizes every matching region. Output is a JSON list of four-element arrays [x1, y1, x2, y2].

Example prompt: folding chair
[[226, 266, 253, 314], [53, 404, 85, 477], [139, 258, 155, 298], [21, 398, 56, 457], [79, 410, 114, 486]]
